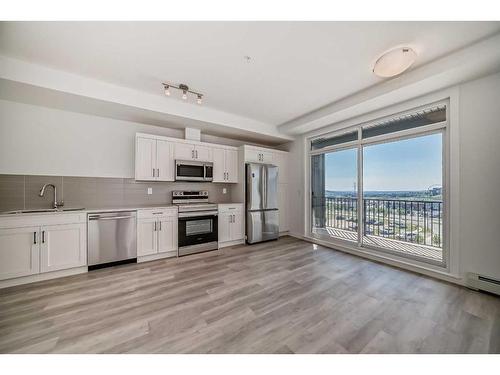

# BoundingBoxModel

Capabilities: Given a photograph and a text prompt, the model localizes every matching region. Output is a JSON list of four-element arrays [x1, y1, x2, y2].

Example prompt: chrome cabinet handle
[[33, 231, 37, 245], [42, 230, 45, 244], [152, 168, 155, 177], [154, 221, 157, 231], [158, 221, 162, 231], [196, 150, 198, 159], [157, 168, 160, 177]]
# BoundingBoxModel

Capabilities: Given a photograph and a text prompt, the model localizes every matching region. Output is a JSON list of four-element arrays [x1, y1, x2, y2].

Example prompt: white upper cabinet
[[135, 136, 174, 181], [135, 137, 156, 180], [174, 142, 212, 162], [0, 226, 40, 281], [40, 223, 86, 273], [156, 140, 174, 181], [174, 142, 196, 161], [213, 148, 238, 183], [194, 144, 212, 162], [245, 147, 274, 164], [212, 148, 226, 182]]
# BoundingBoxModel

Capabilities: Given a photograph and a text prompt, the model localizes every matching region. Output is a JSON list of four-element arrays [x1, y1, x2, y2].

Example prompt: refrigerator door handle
[[263, 165, 268, 209]]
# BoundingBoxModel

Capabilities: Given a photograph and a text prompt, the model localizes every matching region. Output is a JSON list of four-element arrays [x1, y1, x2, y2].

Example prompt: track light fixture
[[162, 82, 203, 104]]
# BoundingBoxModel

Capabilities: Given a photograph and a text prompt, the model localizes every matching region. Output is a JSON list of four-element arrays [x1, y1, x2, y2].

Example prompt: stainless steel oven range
[[173, 191, 218, 256]]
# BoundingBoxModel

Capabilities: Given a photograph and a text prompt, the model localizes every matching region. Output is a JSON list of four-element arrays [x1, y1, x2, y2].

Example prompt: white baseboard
[[219, 239, 245, 248], [0, 266, 88, 289], [137, 251, 177, 263]]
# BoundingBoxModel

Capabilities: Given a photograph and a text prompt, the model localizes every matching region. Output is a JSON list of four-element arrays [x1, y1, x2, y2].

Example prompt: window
[[309, 103, 447, 266]]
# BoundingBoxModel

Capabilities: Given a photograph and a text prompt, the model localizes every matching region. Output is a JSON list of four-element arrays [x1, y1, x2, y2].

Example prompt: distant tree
[[432, 234, 441, 247]]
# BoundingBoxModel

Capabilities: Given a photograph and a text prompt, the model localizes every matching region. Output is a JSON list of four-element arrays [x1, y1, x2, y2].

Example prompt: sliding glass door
[[362, 133, 444, 264], [311, 147, 358, 243], [309, 104, 447, 266]]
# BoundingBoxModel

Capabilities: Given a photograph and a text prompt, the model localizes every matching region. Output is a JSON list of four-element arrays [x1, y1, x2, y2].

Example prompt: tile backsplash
[[0, 174, 235, 211]]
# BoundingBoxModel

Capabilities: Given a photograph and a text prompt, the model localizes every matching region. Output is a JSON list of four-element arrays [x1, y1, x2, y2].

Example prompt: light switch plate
[[222, 188, 227, 194], [147, 187, 153, 195]]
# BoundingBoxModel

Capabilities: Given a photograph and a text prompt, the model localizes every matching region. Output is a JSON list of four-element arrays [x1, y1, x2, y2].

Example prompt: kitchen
[[0, 128, 290, 287]]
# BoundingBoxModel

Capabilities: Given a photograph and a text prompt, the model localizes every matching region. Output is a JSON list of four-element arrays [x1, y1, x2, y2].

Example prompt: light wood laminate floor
[[1, 236, 499, 353]]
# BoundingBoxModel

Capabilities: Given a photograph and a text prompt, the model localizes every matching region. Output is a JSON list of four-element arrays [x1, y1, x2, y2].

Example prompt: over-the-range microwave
[[175, 160, 213, 182]]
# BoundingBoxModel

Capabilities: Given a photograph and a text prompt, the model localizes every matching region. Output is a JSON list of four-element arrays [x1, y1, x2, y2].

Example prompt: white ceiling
[[1, 21, 499, 128]]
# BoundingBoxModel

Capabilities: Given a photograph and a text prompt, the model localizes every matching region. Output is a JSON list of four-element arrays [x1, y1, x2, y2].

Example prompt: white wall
[[0, 100, 247, 178], [287, 71, 500, 281], [459, 72, 500, 280]]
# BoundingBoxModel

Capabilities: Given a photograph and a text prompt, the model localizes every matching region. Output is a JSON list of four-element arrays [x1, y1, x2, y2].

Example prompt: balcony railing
[[312, 196, 443, 248]]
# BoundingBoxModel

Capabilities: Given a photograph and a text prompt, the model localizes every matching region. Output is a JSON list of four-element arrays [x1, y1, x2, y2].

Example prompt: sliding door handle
[[33, 231, 37, 245], [42, 230, 45, 244]]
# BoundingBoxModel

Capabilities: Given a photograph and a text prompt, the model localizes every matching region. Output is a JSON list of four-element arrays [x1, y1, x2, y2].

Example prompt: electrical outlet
[[222, 188, 227, 194], [147, 187, 153, 195]]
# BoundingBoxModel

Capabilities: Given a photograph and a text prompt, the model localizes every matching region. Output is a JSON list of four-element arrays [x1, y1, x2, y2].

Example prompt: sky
[[324, 133, 442, 191]]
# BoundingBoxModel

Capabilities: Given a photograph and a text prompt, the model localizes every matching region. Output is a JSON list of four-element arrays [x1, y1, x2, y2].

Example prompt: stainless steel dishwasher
[[87, 211, 137, 270]]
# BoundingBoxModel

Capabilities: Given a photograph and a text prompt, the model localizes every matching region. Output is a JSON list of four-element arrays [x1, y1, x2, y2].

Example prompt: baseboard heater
[[466, 272, 500, 296]]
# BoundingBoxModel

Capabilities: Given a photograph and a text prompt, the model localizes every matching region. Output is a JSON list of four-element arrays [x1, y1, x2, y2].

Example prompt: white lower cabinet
[[0, 226, 40, 281], [40, 223, 86, 273], [218, 204, 244, 247], [137, 218, 157, 256], [137, 209, 178, 261], [157, 217, 176, 253], [0, 213, 87, 283]]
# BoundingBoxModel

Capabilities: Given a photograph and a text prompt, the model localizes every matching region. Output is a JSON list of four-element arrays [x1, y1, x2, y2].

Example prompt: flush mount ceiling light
[[162, 82, 204, 104], [373, 47, 417, 78]]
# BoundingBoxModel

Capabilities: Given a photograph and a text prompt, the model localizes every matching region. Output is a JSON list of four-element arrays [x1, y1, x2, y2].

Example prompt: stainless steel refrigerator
[[246, 163, 279, 244]]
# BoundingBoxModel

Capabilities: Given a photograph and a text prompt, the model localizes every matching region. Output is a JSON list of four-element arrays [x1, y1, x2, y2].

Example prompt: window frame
[[307, 99, 450, 270]]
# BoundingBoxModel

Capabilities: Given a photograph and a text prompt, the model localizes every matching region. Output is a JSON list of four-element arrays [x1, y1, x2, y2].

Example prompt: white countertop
[[0, 202, 245, 217]]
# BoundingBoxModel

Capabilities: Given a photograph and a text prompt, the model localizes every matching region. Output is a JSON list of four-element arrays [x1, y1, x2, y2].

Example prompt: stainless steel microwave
[[175, 160, 213, 182]]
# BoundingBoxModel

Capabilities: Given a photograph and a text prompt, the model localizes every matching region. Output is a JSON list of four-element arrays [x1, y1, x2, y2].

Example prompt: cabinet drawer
[[218, 204, 243, 213], [137, 208, 178, 219]]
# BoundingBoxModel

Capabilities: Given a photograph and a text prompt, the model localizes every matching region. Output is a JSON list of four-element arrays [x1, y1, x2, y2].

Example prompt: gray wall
[[0, 99, 269, 178], [0, 174, 236, 211]]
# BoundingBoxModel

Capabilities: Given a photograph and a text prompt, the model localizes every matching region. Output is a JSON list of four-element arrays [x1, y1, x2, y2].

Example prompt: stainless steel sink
[[0, 208, 85, 215]]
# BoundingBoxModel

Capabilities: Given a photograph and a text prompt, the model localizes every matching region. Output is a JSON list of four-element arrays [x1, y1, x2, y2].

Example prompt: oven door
[[175, 161, 206, 181], [178, 213, 218, 249]]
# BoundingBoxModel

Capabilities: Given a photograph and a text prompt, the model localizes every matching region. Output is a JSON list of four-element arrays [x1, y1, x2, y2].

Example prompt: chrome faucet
[[39, 184, 64, 209]]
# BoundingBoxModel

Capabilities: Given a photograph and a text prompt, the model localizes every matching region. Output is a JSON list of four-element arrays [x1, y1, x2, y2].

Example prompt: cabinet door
[[0, 227, 40, 281], [194, 145, 212, 162], [278, 184, 289, 232], [230, 212, 244, 241], [212, 148, 226, 183], [218, 212, 232, 243], [40, 223, 86, 273], [137, 218, 157, 256], [225, 149, 239, 183], [274, 153, 288, 184], [136, 137, 157, 180], [245, 148, 262, 163], [156, 140, 174, 181], [260, 150, 274, 164], [174, 143, 195, 161], [157, 218, 177, 254]]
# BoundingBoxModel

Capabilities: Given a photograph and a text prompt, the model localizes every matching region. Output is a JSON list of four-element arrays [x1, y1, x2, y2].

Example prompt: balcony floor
[[314, 227, 443, 263]]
